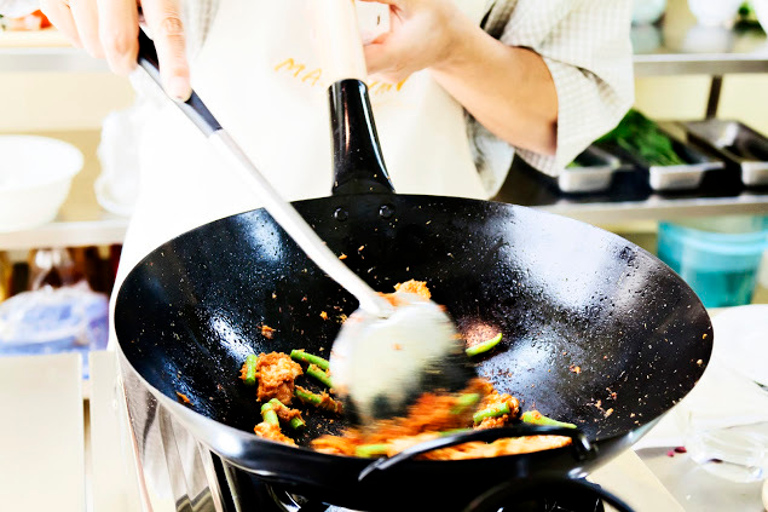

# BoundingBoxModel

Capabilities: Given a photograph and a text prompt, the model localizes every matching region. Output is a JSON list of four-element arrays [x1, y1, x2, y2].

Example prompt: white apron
[[111, 2, 494, 508], [116, 0, 491, 287]]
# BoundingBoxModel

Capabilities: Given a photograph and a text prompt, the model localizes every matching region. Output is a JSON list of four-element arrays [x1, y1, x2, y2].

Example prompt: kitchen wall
[[4, 67, 767, 138], [0, 72, 134, 132], [635, 74, 768, 134]]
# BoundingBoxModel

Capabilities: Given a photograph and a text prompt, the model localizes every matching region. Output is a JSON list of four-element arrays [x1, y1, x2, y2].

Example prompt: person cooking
[[33, 0, 634, 508], [38, 0, 634, 285]]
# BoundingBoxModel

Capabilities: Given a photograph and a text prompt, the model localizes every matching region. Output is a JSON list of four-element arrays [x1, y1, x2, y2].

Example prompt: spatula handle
[[135, 30, 393, 318], [136, 30, 221, 136]]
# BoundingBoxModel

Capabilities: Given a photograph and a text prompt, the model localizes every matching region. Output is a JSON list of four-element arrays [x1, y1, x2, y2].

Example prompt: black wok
[[116, 39, 712, 512]]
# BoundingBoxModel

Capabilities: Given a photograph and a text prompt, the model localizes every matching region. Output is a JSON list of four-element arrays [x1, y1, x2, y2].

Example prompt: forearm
[[431, 20, 558, 156]]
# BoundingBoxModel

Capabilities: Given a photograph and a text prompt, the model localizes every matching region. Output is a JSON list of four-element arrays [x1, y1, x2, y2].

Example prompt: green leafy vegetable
[[598, 109, 686, 167]]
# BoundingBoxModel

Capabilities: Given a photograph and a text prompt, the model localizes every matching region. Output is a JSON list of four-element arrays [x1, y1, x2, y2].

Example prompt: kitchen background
[[1, 0, 768, 511], [2, 0, 767, 310]]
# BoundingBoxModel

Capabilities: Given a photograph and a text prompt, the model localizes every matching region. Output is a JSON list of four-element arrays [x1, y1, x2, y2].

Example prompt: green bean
[[290, 349, 330, 371], [450, 393, 481, 415], [307, 364, 334, 389], [355, 444, 390, 458], [260, 402, 279, 426], [520, 410, 576, 429], [267, 398, 306, 430], [473, 402, 510, 424], [294, 386, 343, 414], [242, 354, 259, 386], [466, 333, 502, 357]]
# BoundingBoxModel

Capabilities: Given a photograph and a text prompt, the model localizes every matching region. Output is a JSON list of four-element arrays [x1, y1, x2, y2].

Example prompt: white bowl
[[754, 0, 768, 34], [0, 136, 84, 232], [632, 0, 667, 25], [688, 0, 742, 26]]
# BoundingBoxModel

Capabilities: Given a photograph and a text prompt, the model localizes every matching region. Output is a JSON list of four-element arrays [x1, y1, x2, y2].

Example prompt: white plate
[[711, 305, 768, 388]]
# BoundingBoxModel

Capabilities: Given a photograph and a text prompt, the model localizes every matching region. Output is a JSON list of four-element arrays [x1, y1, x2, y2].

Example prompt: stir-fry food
[[238, 280, 575, 459]]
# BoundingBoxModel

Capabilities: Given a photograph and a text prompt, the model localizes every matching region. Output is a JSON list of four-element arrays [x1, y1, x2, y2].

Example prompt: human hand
[[40, 0, 191, 100], [358, 0, 471, 83]]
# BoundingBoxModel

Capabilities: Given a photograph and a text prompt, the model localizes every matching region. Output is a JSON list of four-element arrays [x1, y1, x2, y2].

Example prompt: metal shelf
[[494, 156, 768, 226], [7, 193, 765, 250], [4, 126, 768, 249], [0, 2, 765, 247], [1, 3, 767, 77], [534, 194, 768, 225], [0, 217, 128, 251], [634, 51, 768, 77], [632, 0, 768, 77], [0, 45, 109, 73], [0, 28, 108, 73]]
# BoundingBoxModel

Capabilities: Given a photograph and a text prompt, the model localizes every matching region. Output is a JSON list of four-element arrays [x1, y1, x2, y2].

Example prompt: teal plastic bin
[[657, 216, 768, 308]]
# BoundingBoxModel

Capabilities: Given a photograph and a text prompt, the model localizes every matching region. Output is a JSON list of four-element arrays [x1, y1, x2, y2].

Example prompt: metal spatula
[[135, 20, 472, 425]]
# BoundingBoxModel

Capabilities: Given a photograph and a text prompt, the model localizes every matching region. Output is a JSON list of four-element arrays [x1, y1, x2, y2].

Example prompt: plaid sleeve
[[493, 0, 635, 176], [183, 0, 220, 57]]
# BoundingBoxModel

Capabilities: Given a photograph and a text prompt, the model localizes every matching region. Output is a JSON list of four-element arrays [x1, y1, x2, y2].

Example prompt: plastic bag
[[95, 99, 155, 216], [0, 282, 109, 378]]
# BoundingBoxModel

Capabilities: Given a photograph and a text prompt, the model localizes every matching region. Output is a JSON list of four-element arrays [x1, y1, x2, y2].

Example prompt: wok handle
[[312, 0, 395, 195], [465, 472, 635, 512], [358, 424, 595, 482], [329, 80, 394, 196], [135, 29, 394, 318]]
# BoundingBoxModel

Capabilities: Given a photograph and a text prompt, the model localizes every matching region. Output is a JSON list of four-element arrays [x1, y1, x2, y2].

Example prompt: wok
[[115, 51, 713, 512]]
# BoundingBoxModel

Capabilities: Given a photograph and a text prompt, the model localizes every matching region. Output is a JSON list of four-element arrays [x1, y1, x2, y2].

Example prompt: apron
[[111, 2, 494, 508], [117, 0, 491, 285]]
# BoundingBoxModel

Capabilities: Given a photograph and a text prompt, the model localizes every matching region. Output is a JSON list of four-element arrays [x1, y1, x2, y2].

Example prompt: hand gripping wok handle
[[135, 30, 393, 318], [313, 0, 394, 196], [313, 0, 368, 84], [357, 424, 596, 482]]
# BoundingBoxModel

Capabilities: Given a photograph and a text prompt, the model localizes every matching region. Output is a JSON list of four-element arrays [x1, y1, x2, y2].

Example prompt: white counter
[[1, 305, 766, 511]]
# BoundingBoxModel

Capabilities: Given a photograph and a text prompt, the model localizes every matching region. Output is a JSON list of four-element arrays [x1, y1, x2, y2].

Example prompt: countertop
[[1, 306, 767, 511]]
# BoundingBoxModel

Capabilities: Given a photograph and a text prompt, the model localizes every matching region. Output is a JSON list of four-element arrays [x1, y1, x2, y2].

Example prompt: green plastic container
[[657, 216, 768, 308]]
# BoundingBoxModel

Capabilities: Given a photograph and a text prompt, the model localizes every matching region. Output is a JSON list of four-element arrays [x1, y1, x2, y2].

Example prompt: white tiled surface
[[636, 446, 766, 511], [0, 353, 85, 512], [88, 351, 142, 512], [0, 350, 688, 512], [629, 306, 768, 511], [8, 348, 760, 512], [594, 450, 684, 512]]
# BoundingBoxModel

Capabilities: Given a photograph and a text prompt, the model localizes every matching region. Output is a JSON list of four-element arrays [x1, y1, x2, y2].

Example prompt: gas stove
[[224, 475, 608, 512], [119, 363, 624, 512], [0, 349, 689, 512], [216, 455, 609, 512]]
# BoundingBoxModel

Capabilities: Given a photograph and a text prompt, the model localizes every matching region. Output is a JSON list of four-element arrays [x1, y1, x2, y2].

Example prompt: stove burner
[[268, 485, 606, 512], [217, 456, 608, 512]]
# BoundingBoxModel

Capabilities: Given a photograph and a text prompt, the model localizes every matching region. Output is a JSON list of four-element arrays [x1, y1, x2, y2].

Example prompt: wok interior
[[116, 195, 712, 448]]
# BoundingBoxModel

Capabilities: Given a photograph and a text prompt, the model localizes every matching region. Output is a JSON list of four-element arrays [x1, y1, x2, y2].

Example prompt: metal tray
[[596, 125, 725, 192], [680, 119, 768, 187], [558, 146, 621, 193]]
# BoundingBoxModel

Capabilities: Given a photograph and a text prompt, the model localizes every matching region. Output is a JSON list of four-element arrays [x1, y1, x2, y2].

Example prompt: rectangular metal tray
[[595, 124, 725, 192], [679, 119, 768, 187], [558, 146, 621, 193]]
